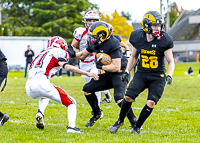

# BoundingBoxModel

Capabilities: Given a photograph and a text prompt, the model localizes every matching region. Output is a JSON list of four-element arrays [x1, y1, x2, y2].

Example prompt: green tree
[[0, 25, 2, 36], [3, 24, 9, 36], [121, 11, 131, 20], [165, 2, 183, 27], [0, 0, 98, 43], [101, 12, 133, 42]]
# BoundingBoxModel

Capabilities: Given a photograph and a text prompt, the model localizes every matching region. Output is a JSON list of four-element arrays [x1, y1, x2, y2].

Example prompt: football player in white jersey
[[71, 10, 112, 107], [25, 36, 98, 133]]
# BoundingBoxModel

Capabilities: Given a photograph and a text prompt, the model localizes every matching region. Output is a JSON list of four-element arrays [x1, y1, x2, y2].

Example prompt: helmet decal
[[47, 36, 67, 50], [88, 21, 112, 46]]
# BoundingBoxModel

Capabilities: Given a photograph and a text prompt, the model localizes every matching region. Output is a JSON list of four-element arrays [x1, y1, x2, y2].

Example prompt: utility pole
[[0, 0, 1, 25], [160, 0, 162, 15], [166, 0, 170, 32]]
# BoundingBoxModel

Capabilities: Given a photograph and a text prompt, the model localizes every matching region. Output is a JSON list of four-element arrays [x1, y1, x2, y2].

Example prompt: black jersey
[[87, 35, 128, 71], [113, 35, 122, 42], [129, 29, 174, 73]]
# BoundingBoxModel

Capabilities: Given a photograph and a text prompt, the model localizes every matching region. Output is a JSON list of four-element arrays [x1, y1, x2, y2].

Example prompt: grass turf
[[0, 62, 200, 142]]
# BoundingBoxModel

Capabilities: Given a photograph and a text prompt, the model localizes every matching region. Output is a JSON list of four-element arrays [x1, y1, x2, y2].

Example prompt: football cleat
[[131, 126, 140, 134], [0, 113, 9, 126], [130, 117, 137, 128], [91, 109, 102, 115], [35, 111, 44, 129], [109, 119, 124, 133], [66, 126, 83, 134], [85, 111, 103, 127], [100, 93, 112, 103]]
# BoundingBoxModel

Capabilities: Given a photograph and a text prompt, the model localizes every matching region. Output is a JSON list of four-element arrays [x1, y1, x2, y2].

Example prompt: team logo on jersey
[[160, 74, 164, 77], [152, 44, 156, 48]]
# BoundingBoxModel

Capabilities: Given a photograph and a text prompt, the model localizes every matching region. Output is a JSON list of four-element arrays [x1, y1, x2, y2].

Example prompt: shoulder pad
[[73, 27, 87, 40]]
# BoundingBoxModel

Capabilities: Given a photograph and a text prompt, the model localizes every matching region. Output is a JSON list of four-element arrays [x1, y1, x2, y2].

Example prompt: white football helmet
[[47, 36, 67, 50], [83, 10, 100, 28]]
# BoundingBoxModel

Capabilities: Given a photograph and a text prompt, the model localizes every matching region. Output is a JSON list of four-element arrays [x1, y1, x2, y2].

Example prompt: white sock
[[38, 98, 50, 115], [101, 90, 110, 95], [67, 104, 76, 128], [95, 91, 101, 106]]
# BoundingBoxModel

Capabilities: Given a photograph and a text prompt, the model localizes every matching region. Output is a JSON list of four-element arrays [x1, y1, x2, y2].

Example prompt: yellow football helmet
[[142, 11, 165, 35], [88, 21, 112, 46]]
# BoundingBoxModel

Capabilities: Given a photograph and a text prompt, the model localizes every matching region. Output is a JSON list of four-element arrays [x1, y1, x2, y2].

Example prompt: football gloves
[[95, 56, 103, 69], [67, 44, 76, 58], [121, 70, 130, 83], [166, 75, 172, 85]]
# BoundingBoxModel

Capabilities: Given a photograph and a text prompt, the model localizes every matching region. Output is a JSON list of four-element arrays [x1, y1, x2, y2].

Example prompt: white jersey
[[28, 48, 69, 79], [73, 27, 95, 70]]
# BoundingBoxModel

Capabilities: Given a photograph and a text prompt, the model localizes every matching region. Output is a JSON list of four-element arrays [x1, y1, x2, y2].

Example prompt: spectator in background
[[24, 45, 34, 78], [67, 58, 76, 77], [185, 66, 194, 75], [0, 49, 9, 126]]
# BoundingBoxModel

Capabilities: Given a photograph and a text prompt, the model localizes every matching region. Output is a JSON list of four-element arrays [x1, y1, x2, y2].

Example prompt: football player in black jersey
[[67, 21, 137, 128], [109, 11, 175, 134]]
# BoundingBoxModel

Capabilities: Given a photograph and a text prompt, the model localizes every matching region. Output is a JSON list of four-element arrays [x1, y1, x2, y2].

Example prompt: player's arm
[[164, 48, 175, 77], [120, 41, 131, 59], [120, 41, 129, 51], [67, 45, 91, 60], [75, 49, 91, 60], [58, 61, 99, 80], [126, 46, 138, 72], [71, 39, 80, 52], [102, 58, 121, 72]]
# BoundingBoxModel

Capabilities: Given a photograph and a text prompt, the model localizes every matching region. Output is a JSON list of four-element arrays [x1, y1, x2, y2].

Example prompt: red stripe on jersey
[[75, 38, 80, 42], [29, 55, 40, 69], [81, 28, 88, 39], [45, 56, 59, 76], [54, 86, 73, 107]]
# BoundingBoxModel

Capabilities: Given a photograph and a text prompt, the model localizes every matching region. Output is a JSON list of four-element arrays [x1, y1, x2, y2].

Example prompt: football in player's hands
[[96, 53, 112, 65]]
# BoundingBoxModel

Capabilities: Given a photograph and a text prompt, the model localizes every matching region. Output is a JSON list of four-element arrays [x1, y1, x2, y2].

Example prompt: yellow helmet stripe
[[92, 26, 109, 41], [142, 14, 156, 25]]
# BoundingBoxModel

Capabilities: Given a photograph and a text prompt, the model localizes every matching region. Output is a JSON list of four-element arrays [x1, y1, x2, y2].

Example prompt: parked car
[[175, 56, 196, 62]]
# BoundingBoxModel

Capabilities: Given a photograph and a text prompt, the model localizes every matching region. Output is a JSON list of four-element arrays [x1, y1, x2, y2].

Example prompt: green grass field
[[0, 62, 200, 143]]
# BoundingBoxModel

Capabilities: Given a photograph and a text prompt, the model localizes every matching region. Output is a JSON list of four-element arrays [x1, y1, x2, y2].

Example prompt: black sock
[[118, 99, 132, 122], [0, 111, 3, 117], [118, 101, 137, 124], [136, 104, 153, 128], [85, 93, 100, 115]]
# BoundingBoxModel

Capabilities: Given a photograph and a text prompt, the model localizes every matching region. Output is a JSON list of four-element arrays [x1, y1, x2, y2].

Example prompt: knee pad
[[82, 83, 93, 93]]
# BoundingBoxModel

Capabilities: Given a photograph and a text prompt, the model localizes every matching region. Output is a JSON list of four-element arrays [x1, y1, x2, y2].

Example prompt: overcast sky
[[89, 0, 200, 22]]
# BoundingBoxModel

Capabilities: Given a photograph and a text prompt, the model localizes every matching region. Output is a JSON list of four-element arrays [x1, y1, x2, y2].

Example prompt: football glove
[[67, 44, 76, 58], [166, 75, 172, 85], [95, 56, 103, 69], [121, 70, 130, 83]]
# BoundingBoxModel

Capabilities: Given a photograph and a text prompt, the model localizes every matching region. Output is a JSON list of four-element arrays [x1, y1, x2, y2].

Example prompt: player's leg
[[0, 111, 9, 126], [83, 73, 112, 127], [109, 72, 146, 133], [132, 74, 165, 134], [35, 98, 50, 129], [100, 89, 112, 103], [48, 85, 82, 133], [25, 75, 48, 129]]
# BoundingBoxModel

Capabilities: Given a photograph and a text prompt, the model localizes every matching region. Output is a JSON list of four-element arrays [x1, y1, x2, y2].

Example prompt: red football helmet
[[47, 36, 67, 50]]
